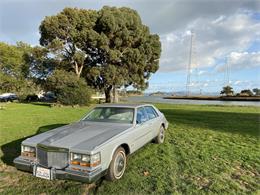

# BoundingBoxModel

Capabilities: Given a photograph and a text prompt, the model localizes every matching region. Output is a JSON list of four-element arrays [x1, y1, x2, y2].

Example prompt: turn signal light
[[80, 161, 101, 167], [71, 161, 80, 165], [21, 151, 36, 158], [80, 162, 89, 166]]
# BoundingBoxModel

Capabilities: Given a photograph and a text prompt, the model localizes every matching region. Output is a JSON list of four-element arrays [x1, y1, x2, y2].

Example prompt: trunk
[[112, 85, 119, 103], [78, 65, 83, 77], [105, 86, 112, 103], [74, 62, 83, 78]]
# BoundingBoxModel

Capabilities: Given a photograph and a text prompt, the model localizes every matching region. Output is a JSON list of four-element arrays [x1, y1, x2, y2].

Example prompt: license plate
[[35, 167, 51, 180]]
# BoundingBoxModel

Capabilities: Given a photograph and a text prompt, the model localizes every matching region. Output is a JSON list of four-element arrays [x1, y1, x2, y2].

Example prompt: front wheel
[[105, 147, 127, 181], [154, 126, 165, 144]]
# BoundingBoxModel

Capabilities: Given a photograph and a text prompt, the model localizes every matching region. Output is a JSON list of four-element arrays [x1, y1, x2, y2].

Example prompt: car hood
[[23, 121, 133, 151]]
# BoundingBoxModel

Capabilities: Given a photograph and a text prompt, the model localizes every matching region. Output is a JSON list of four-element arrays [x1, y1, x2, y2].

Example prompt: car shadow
[[1, 122, 106, 192], [1, 124, 67, 166]]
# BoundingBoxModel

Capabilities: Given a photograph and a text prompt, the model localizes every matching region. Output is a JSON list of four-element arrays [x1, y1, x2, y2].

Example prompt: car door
[[144, 106, 161, 138], [130, 107, 152, 152]]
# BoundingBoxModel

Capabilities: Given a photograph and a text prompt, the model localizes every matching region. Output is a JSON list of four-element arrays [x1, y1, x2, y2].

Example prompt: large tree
[[39, 6, 161, 102]]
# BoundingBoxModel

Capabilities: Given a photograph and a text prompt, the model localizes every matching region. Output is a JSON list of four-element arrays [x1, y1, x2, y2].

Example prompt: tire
[[154, 125, 165, 144], [105, 147, 127, 181]]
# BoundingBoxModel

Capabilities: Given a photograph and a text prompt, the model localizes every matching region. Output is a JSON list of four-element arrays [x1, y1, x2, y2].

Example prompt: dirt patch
[[81, 183, 96, 195], [0, 167, 20, 190], [0, 164, 16, 173], [230, 163, 259, 191]]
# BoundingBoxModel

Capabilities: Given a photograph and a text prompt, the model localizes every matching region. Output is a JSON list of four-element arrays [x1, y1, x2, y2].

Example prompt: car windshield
[[82, 107, 134, 124]]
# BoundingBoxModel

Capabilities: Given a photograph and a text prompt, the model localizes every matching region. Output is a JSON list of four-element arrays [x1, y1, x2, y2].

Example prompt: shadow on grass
[[1, 124, 67, 166], [161, 108, 259, 137], [22, 102, 52, 107], [1, 123, 105, 193]]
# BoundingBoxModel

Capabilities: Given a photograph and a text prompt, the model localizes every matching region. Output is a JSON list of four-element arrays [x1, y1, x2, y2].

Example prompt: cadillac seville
[[14, 104, 168, 183]]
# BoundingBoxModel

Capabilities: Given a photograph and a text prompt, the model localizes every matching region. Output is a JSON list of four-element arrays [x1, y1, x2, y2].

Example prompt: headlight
[[21, 145, 36, 158], [70, 152, 101, 167]]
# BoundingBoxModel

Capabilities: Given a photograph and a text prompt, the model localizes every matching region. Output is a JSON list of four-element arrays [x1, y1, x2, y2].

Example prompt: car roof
[[95, 103, 153, 108]]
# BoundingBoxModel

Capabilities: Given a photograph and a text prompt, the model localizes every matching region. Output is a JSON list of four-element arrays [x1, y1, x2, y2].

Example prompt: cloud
[[215, 51, 260, 72], [0, 0, 259, 92], [229, 51, 260, 69], [159, 10, 260, 73]]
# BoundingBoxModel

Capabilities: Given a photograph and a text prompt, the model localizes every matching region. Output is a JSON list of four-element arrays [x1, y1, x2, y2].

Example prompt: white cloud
[[0, 0, 259, 78], [229, 51, 260, 69], [215, 51, 260, 72], [159, 10, 260, 73]]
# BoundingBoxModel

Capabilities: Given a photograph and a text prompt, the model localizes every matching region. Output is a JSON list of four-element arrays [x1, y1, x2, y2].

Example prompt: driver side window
[[136, 107, 148, 124]]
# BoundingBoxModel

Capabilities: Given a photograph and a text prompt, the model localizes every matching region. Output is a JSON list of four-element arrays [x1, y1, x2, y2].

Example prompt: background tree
[[220, 85, 234, 96], [253, 88, 260, 96], [240, 89, 253, 96], [0, 42, 28, 78], [0, 42, 40, 98], [39, 6, 161, 102]]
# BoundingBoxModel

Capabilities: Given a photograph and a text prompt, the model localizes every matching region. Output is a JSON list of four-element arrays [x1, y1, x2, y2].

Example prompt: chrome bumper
[[13, 157, 104, 183]]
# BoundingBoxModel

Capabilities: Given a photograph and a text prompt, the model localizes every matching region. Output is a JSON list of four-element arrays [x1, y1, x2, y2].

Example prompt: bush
[[46, 70, 92, 105], [240, 89, 253, 96]]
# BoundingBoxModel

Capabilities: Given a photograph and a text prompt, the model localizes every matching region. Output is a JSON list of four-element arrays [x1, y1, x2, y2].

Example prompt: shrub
[[240, 89, 253, 96], [46, 70, 92, 105]]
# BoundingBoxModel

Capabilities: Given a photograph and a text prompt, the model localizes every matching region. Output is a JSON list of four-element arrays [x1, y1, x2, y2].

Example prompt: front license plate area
[[35, 166, 51, 180]]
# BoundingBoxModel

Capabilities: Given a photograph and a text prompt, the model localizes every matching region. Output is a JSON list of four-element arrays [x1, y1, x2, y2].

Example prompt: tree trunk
[[105, 86, 112, 103], [112, 85, 118, 103], [74, 62, 83, 78]]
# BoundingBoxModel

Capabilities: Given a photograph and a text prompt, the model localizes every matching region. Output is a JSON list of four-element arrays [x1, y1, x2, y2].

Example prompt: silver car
[[14, 104, 168, 183]]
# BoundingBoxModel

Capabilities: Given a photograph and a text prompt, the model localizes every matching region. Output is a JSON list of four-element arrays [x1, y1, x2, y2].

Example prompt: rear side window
[[136, 107, 148, 123], [145, 106, 158, 119]]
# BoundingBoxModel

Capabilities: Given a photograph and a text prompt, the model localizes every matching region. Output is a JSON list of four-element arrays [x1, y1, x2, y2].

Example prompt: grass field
[[0, 103, 259, 194]]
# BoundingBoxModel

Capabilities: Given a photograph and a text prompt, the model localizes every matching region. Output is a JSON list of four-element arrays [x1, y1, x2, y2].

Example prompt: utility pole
[[224, 56, 230, 86], [186, 31, 198, 96]]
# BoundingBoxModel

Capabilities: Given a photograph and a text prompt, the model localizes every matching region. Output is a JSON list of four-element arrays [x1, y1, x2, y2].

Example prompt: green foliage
[[46, 70, 91, 105], [0, 42, 50, 98], [24, 46, 57, 80], [240, 89, 253, 96], [0, 72, 40, 100], [0, 42, 28, 78], [39, 6, 161, 102], [0, 103, 259, 194], [220, 85, 234, 96], [253, 88, 260, 96]]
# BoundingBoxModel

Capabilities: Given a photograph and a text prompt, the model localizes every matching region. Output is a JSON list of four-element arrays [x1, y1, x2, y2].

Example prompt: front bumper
[[13, 157, 104, 183]]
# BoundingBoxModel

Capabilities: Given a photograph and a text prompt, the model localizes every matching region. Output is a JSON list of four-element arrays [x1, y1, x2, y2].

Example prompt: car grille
[[37, 145, 68, 169]]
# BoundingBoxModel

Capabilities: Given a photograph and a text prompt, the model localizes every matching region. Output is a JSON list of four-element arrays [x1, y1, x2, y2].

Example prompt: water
[[121, 95, 260, 106]]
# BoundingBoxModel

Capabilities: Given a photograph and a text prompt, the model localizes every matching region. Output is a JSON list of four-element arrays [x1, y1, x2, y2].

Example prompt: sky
[[0, 0, 260, 94]]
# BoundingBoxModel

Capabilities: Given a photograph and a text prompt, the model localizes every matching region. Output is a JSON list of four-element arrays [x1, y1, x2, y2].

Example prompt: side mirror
[[136, 119, 141, 124]]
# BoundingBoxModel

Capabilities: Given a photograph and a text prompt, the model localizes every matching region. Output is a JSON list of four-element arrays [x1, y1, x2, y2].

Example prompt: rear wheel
[[105, 147, 127, 181], [154, 125, 165, 144]]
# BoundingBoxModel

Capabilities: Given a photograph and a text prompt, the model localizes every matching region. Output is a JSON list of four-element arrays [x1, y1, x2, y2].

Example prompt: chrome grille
[[37, 147, 48, 167], [37, 145, 68, 169]]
